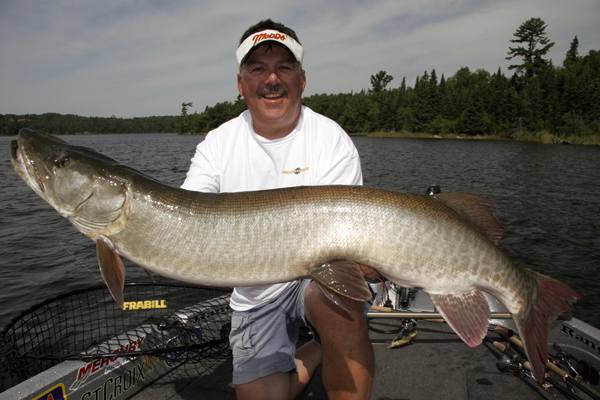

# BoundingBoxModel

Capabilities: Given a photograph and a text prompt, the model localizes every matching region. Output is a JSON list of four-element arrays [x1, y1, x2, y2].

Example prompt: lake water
[[1, 134, 599, 329]]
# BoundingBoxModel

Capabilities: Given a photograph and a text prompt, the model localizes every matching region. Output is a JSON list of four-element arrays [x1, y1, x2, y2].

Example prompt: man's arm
[[181, 136, 220, 193]]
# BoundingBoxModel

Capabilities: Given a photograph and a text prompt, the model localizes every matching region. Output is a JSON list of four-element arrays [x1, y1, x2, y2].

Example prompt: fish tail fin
[[514, 272, 580, 384]]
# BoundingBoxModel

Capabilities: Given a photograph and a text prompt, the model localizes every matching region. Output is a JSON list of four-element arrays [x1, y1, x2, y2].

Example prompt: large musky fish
[[10, 128, 579, 383]]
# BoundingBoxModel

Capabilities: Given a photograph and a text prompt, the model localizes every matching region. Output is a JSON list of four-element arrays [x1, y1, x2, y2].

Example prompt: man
[[182, 19, 376, 399]]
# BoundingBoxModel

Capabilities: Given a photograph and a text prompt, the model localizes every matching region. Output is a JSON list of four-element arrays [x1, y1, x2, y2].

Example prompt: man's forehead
[[244, 43, 297, 64]]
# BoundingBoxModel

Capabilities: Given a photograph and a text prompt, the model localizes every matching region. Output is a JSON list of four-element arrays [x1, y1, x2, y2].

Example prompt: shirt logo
[[283, 167, 309, 175]]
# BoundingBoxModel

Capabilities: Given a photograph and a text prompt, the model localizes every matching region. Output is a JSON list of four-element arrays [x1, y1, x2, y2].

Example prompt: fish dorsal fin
[[96, 235, 125, 308], [309, 260, 372, 310], [429, 289, 491, 347], [434, 193, 504, 244]]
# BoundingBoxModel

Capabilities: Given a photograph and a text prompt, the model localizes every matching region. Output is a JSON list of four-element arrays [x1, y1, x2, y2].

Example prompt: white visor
[[236, 29, 304, 67]]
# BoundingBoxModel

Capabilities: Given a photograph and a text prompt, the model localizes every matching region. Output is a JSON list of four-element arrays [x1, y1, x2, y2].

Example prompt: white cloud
[[0, 0, 598, 118]]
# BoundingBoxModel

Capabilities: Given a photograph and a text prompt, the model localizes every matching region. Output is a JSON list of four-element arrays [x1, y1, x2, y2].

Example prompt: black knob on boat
[[426, 185, 441, 195]]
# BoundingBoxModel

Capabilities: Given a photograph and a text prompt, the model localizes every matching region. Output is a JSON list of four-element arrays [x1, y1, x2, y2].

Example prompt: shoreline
[[351, 131, 600, 146], [3, 131, 599, 146]]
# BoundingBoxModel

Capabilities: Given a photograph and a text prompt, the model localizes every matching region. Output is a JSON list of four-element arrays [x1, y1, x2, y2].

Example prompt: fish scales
[[114, 180, 519, 305], [116, 185, 386, 286]]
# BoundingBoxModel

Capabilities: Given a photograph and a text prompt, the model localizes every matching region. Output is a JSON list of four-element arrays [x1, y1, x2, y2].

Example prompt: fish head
[[10, 128, 130, 237]]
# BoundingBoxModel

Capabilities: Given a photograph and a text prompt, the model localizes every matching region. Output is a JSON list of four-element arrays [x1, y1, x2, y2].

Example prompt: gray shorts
[[229, 280, 311, 385], [229, 279, 374, 385]]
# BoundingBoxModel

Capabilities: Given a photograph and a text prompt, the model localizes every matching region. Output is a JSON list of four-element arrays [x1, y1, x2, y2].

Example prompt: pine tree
[[564, 36, 580, 66], [369, 71, 394, 93], [506, 18, 555, 78], [460, 98, 486, 135], [339, 93, 374, 133], [438, 74, 450, 118], [412, 71, 434, 132], [177, 102, 193, 134], [429, 69, 440, 116]]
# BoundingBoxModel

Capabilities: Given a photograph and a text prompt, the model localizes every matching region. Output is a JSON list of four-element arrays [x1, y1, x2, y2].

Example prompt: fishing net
[[0, 283, 232, 392]]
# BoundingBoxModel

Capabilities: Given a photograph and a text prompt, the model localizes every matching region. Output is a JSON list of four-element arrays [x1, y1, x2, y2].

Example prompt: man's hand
[[358, 263, 380, 280]]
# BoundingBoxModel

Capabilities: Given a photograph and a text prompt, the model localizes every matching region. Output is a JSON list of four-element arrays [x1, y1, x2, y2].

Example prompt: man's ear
[[237, 73, 244, 97]]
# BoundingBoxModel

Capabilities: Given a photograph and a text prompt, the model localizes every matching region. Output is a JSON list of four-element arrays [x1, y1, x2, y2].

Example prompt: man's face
[[237, 43, 306, 138]]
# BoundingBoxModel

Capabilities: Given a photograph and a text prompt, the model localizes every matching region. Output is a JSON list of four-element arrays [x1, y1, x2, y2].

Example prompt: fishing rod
[[492, 327, 600, 400], [485, 335, 586, 400], [371, 313, 595, 398], [367, 310, 512, 319]]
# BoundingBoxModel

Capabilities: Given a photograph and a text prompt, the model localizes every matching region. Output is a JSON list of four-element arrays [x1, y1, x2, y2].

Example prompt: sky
[[1, 0, 598, 118]]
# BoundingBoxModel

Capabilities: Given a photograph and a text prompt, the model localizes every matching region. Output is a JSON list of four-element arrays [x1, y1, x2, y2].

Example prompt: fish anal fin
[[514, 273, 580, 384], [309, 260, 372, 307], [96, 235, 125, 308], [434, 192, 504, 244], [429, 289, 491, 347]]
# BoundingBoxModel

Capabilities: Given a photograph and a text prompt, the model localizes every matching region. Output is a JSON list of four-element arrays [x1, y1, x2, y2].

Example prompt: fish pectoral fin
[[309, 260, 372, 306], [315, 283, 353, 313], [96, 235, 125, 308], [434, 193, 504, 244], [429, 289, 490, 347]]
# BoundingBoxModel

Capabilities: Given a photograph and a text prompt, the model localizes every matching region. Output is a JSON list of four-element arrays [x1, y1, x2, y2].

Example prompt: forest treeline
[[0, 113, 179, 136], [177, 18, 600, 142], [2, 18, 599, 142]]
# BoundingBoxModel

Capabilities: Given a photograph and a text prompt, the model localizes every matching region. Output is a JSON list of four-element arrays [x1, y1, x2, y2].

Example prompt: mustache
[[258, 84, 289, 96]]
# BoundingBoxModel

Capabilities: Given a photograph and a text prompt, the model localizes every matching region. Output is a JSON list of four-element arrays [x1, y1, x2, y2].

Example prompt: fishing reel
[[394, 285, 418, 309], [497, 343, 525, 374], [498, 354, 523, 373]]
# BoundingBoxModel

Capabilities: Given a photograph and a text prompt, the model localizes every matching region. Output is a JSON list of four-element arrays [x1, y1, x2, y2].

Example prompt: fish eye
[[56, 155, 70, 167]]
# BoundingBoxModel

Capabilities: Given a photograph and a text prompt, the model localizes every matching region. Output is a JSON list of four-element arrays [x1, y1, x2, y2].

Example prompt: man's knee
[[235, 372, 290, 400], [305, 282, 368, 336]]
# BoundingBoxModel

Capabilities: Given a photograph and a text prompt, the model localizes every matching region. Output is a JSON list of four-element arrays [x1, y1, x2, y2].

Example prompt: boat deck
[[130, 319, 579, 400]]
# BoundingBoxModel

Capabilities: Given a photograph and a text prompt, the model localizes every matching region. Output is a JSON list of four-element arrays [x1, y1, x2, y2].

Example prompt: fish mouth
[[10, 138, 46, 194], [9, 140, 21, 164]]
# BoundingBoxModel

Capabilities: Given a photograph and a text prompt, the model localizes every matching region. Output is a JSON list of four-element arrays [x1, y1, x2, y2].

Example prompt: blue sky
[[1, 0, 598, 118]]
